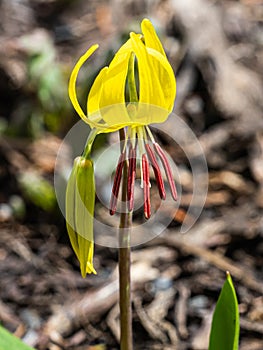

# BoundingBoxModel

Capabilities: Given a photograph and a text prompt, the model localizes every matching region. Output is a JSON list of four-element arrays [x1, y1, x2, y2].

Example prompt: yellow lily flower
[[66, 18, 177, 277], [69, 18, 176, 132]]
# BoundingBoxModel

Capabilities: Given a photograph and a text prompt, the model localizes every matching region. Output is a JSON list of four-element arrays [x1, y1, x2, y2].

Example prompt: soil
[[0, 0, 263, 349]]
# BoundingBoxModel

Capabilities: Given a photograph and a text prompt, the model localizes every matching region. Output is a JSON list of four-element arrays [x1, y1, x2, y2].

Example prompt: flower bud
[[66, 156, 96, 278]]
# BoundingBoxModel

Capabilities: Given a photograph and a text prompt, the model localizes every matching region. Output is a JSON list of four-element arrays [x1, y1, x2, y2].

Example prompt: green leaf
[[0, 325, 35, 350], [209, 271, 240, 350]]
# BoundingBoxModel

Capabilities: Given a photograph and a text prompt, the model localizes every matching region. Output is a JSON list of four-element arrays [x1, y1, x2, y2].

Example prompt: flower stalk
[[117, 51, 137, 350], [118, 128, 133, 350]]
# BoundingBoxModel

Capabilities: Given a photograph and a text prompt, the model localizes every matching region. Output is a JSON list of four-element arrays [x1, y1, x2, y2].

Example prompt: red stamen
[[142, 153, 151, 219], [153, 143, 177, 201], [145, 143, 166, 200], [127, 145, 136, 211], [109, 152, 125, 215]]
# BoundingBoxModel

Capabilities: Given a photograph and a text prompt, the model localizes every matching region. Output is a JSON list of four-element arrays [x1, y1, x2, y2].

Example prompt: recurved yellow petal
[[100, 51, 130, 107], [69, 44, 99, 124], [141, 18, 166, 57], [130, 32, 166, 109], [87, 66, 108, 127], [98, 49, 131, 128], [147, 47, 176, 112]]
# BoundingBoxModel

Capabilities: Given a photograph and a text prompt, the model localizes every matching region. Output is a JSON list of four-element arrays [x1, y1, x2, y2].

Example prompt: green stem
[[83, 128, 98, 158], [118, 128, 133, 350], [127, 53, 138, 103]]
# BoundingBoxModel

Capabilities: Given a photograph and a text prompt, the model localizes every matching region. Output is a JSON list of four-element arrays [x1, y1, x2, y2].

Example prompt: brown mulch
[[0, 0, 263, 349]]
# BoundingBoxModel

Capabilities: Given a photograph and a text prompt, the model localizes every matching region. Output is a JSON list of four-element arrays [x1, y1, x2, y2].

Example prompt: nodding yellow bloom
[[68, 18, 176, 132], [67, 18, 177, 277]]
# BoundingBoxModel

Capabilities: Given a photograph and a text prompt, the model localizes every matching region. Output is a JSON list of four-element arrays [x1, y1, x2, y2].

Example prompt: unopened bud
[[66, 156, 96, 278]]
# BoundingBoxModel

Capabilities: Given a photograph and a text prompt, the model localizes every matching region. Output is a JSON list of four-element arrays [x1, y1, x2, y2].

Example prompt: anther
[[127, 145, 136, 211], [109, 152, 125, 215], [145, 143, 166, 200], [142, 153, 151, 219], [153, 143, 177, 201]]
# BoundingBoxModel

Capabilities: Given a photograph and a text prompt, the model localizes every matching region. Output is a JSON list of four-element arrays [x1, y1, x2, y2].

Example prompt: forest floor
[[0, 0, 263, 349]]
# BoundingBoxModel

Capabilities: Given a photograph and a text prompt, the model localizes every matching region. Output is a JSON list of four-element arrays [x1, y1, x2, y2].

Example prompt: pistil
[[127, 145, 136, 211]]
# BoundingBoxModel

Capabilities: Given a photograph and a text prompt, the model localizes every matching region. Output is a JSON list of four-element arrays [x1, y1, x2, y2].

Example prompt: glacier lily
[[66, 18, 177, 277]]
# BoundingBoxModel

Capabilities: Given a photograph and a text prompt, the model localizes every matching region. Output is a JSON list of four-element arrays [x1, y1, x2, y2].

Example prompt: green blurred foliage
[[5, 30, 73, 138], [18, 172, 57, 212]]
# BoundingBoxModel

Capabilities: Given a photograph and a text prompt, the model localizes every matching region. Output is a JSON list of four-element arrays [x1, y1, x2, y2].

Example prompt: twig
[[162, 232, 263, 294]]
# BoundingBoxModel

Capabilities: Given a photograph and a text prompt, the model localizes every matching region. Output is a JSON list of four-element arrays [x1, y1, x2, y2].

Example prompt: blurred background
[[0, 0, 263, 349]]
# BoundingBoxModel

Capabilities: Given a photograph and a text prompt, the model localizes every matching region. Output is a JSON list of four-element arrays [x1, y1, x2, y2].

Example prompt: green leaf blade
[[209, 272, 240, 350], [0, 326, 36, 350]]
